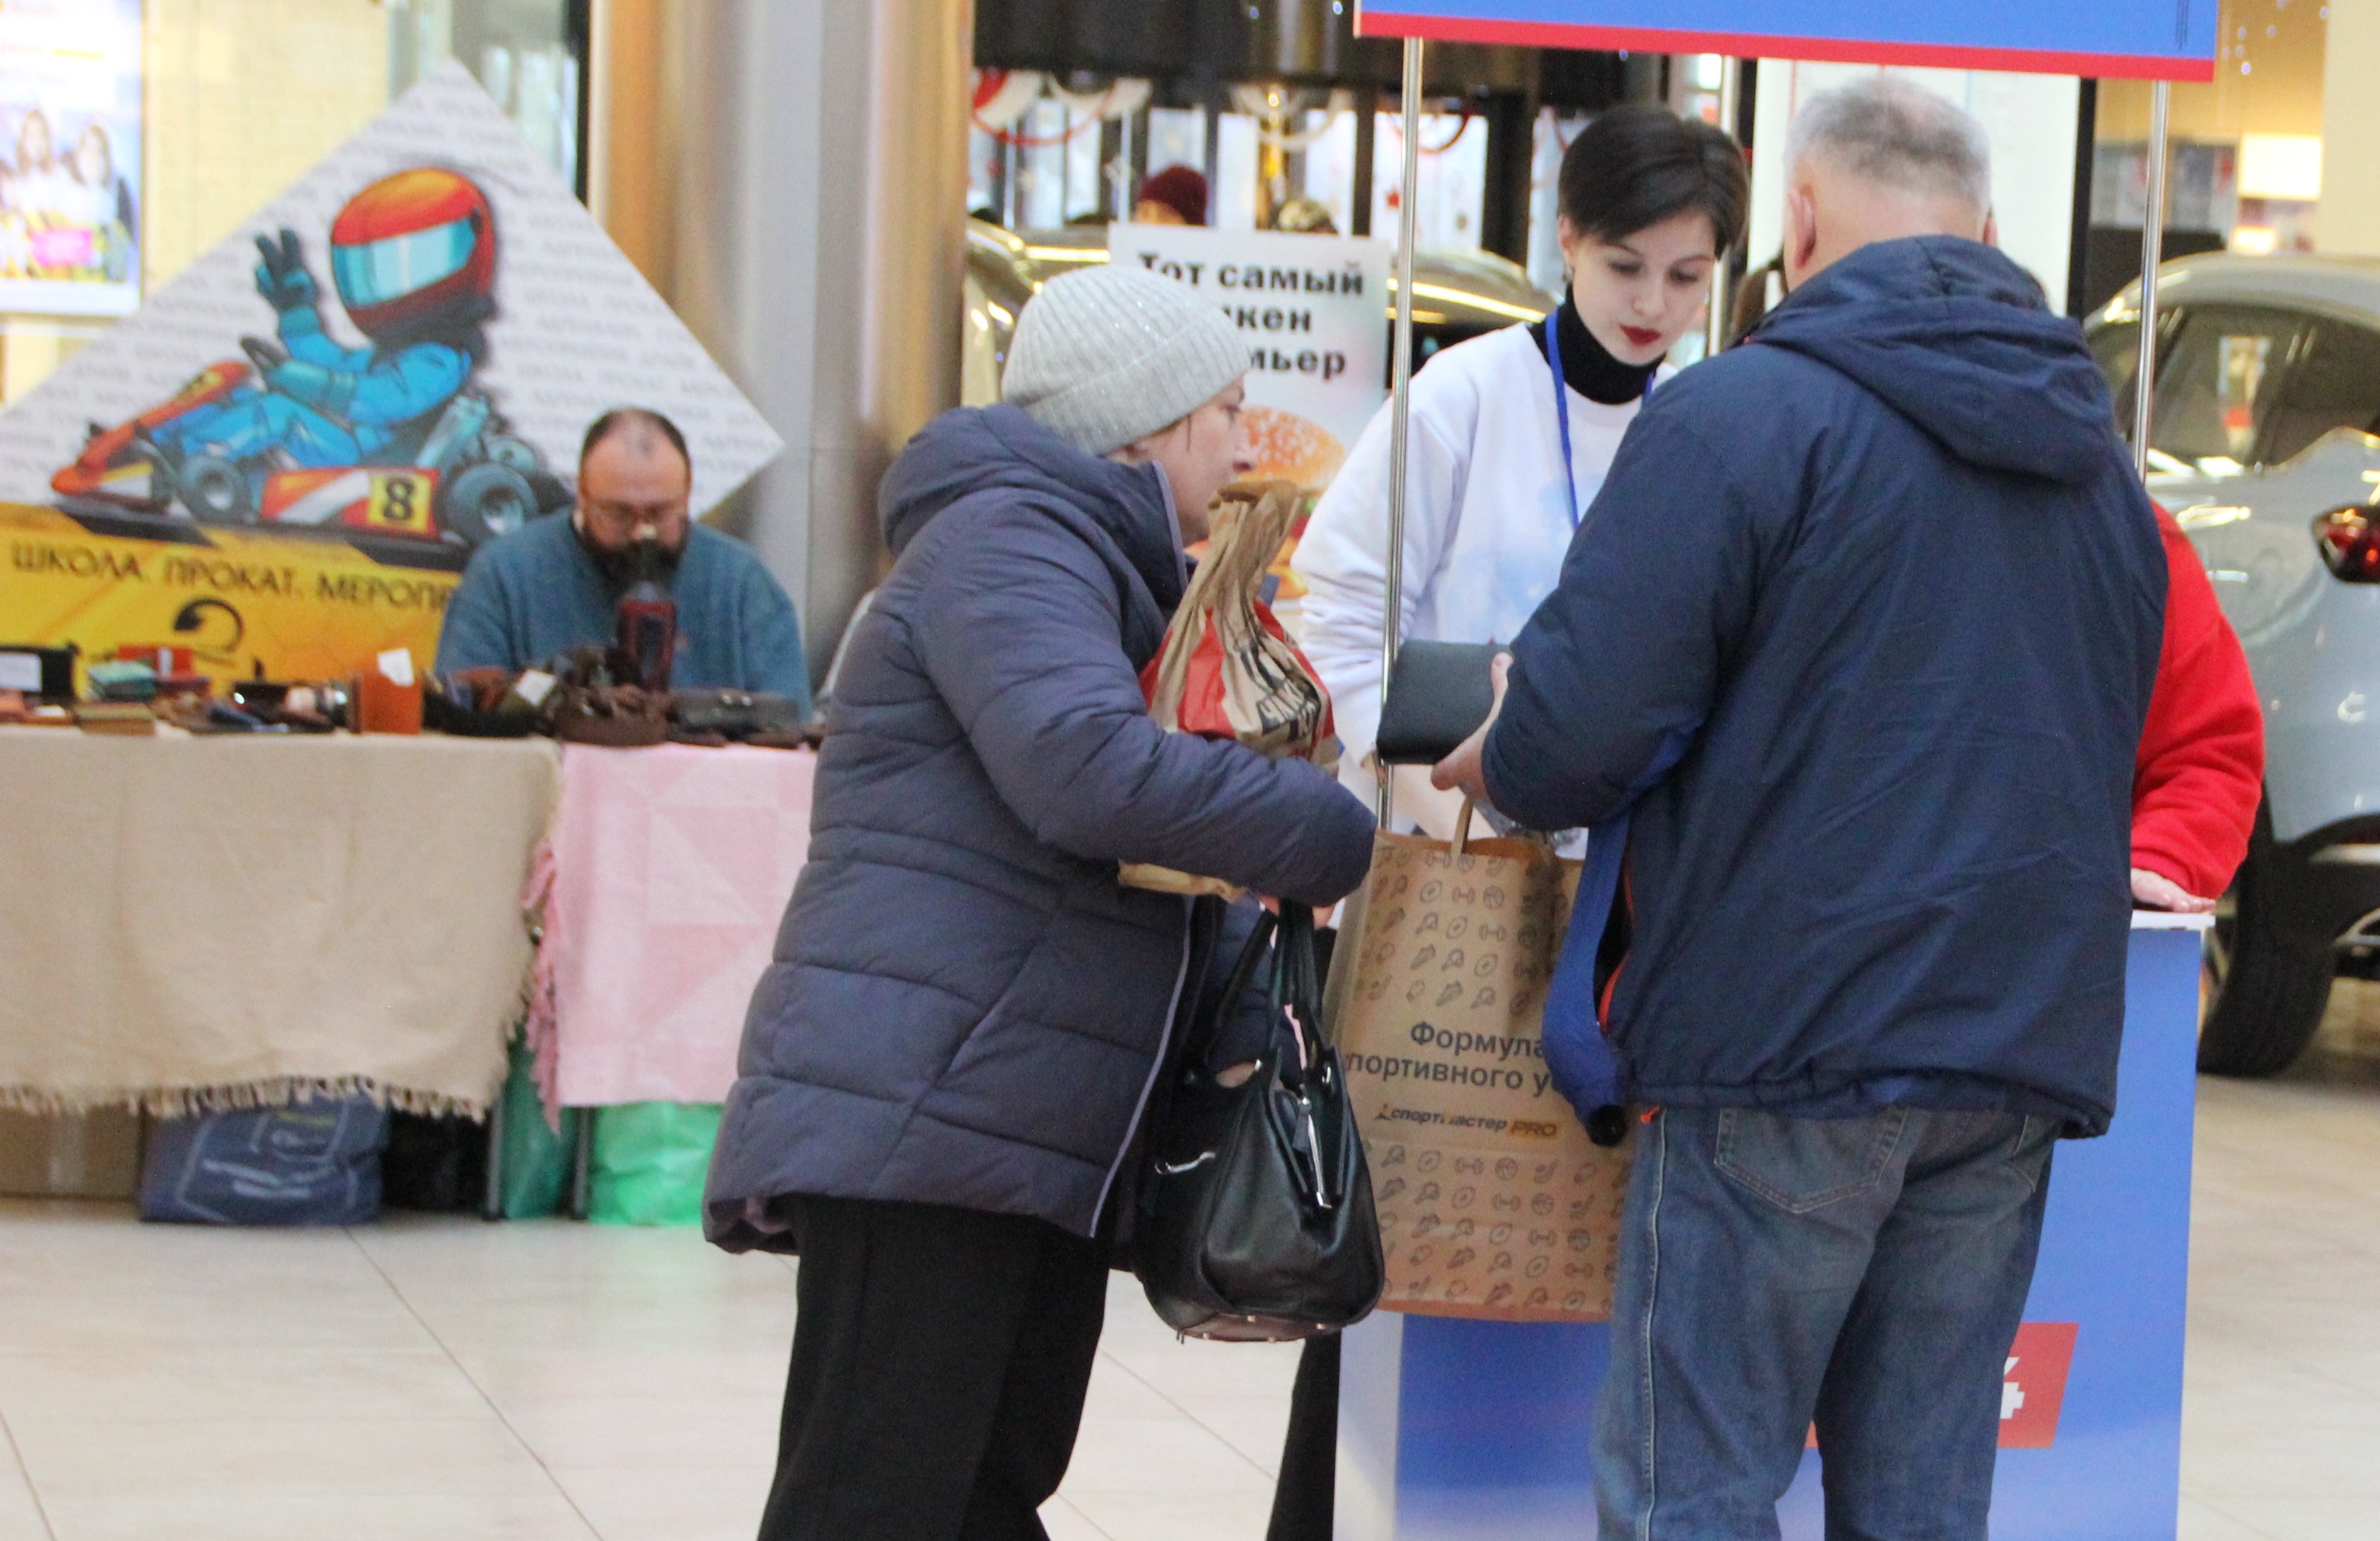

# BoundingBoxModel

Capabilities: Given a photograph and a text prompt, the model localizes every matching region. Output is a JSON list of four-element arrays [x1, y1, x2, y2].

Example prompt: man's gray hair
[[1786, 77, 1992, 214]]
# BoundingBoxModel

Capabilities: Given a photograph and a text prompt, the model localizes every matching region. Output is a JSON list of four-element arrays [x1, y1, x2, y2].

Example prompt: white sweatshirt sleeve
[[1293, 357, 1481, 772]]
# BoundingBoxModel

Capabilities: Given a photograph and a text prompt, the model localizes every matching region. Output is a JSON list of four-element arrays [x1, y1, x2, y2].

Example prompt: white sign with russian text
[[1109, 225, 1391, 491]]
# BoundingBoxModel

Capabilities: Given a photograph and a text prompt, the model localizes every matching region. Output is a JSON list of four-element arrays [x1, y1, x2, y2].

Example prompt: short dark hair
[[580, 407, 690, 472], [1558, 104, 1748, 257]]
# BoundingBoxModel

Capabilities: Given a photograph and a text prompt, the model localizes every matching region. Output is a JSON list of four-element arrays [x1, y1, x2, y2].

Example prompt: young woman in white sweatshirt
[[1293, 105, 1749, 839], [1263, 106, 1753, 1541]]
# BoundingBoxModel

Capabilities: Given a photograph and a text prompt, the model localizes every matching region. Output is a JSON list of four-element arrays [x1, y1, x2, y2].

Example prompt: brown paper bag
[[1141, 479, 1337, 763], [1122, 480, 1339, 898], [1324, 811, 1632, 1322]]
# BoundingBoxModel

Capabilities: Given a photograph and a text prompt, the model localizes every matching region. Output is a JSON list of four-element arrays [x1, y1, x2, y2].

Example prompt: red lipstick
[[1621, 325, 1664, 350]]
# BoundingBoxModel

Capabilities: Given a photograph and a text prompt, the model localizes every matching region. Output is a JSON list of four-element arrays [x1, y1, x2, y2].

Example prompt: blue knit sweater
[[434, 513, 811, 707]]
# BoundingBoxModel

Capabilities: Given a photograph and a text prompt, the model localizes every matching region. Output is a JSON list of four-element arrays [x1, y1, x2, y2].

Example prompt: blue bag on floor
[[138, 1095, 388, 1226]]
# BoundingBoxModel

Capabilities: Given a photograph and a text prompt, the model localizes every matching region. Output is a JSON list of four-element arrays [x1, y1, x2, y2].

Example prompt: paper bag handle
[[1452, 799, 1478, 857]]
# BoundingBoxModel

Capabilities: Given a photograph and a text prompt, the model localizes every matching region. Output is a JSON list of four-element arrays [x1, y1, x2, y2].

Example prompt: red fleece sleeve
[[2132, 506, 2265, 900]]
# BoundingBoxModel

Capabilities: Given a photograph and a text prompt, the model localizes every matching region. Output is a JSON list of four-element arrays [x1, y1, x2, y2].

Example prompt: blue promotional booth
[[1335, 916, 2209, 1540], [1342, 2, 2219, 1536]]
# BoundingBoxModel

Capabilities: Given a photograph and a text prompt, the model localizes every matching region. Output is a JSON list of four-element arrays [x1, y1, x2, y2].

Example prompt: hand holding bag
[[1135, 901, 1385, 1342]]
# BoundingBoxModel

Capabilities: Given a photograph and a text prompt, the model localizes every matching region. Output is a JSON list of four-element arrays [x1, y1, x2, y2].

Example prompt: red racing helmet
[[328, 168, 496, 338]]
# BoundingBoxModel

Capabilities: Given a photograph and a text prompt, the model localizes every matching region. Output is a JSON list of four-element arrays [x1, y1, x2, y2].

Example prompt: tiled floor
[[0, 1030, 2371, 1539], [0, 1198, 1300, 1541], [2178, 994, 2380, 1541]]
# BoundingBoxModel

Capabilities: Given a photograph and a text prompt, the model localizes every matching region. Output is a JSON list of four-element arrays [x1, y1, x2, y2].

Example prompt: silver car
[[2089, 254, 2380, 1074]]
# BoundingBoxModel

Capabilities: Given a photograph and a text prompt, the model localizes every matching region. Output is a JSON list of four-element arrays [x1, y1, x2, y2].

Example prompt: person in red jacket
[[2133, 505, 2264, 911]]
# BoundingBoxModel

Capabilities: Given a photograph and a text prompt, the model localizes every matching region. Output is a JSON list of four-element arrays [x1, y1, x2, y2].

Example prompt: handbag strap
[[1178, 906, 1279, 1072], [1177, 902, 1327, 1086], [1270, 901, 1327, 1086]]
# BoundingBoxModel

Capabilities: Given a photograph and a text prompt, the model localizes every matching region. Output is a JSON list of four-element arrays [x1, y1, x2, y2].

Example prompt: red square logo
[[1806, 1322, 2079, 1452], [1999, 1322, 2079, 1449]]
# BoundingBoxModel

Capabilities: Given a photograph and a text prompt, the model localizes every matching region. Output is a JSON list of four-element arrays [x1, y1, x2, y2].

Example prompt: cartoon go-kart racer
[[51, 168, 563, 547]]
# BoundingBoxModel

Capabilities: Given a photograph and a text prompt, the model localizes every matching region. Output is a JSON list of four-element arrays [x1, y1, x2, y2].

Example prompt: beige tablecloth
[[0, 729, 560, 1118]]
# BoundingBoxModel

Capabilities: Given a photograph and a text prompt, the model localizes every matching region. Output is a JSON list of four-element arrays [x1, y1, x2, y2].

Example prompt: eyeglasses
[[582, 498, 688, 533]]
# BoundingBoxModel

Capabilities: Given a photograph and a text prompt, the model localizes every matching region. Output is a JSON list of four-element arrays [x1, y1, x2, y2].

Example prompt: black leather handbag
[[1375, 640, 1504, 764], [1134, 902, 1384, 1342]]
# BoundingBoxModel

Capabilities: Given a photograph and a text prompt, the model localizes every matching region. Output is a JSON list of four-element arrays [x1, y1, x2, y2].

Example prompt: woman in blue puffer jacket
[[706, 265, 1377, 1541]]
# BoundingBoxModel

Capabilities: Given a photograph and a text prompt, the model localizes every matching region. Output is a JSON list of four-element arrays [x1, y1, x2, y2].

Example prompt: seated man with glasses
[[434, 406, 810, 704]]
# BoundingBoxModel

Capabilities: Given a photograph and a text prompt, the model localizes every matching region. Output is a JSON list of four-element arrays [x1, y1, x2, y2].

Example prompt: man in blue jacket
[[435, 408, 811, 704], [1437, 80, 2166, 1536]]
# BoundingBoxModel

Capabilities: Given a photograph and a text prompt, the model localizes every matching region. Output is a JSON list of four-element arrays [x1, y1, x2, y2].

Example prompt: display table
[[527, 742, 815, 1108], [0, 728, 560, 1119], [1338, 915, 2207, 1540]]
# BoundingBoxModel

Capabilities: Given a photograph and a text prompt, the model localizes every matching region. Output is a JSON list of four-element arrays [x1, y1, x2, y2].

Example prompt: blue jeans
[[1594, 1105, 2056, 1540]]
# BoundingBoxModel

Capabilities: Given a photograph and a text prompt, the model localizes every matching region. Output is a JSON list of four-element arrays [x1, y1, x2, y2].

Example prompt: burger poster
[[1112, 226, 1390, 630], [1110, 225, 1391, 491]]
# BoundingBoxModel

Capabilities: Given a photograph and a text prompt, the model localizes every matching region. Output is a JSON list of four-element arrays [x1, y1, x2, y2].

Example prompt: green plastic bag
[[498, 1036, 582, 1220], [588, 1102, 723, 1226]]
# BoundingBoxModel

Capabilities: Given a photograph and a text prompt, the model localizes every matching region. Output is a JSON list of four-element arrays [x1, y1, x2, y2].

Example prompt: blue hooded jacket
[[705, 405, 1375, 1248], [1483, 238, 2166, 1136]]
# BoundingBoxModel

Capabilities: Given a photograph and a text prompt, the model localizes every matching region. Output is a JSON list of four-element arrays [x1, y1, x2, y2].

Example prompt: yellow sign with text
[[0, 502, 458, 689]]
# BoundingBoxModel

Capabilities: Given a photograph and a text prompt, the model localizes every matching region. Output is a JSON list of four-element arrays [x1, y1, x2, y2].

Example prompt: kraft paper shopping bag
[[1325, 810, 1631, 1322]]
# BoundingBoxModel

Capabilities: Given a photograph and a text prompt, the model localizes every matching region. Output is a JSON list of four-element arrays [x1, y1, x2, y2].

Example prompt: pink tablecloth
[[529, 743, 815, 1107]]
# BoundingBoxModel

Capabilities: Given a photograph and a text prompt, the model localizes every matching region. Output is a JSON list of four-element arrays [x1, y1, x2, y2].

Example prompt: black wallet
[[673, 689, 812, 740], [1375, 641, 1504, 764]]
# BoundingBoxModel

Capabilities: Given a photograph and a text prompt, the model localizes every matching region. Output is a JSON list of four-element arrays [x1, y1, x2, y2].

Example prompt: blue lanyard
[[1545, 309, 1581, 531], [1544, 307, 1656, 531]]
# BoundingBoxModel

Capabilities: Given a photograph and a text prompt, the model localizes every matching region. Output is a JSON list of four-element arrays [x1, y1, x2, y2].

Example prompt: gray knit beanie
[[1002, 265, 1249, 457]]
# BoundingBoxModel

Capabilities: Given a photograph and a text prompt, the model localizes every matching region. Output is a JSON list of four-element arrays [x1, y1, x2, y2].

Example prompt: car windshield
[[2264, 320, 2380, 464], [2149, 305, 2305, 478], [2089, 319, 2141, 431]]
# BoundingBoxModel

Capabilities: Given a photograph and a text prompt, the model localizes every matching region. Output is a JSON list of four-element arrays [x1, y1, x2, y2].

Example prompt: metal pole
[[2132, 80, 2171, 477], [1703, 57, 1741, 358], [1380, 35, 1425, 832], [1117, 109, 1135, 221]]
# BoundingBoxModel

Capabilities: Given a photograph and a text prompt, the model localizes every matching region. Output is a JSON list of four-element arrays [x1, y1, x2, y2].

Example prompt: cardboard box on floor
[[0, 1107, 141, 1198]]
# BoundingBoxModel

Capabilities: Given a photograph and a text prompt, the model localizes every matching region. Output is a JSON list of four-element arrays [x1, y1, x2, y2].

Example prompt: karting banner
[[1355, 2, 2221, 82], [0, 61, 778, 688], [0, 0, 145, 316], [1, 501, 455, 687]]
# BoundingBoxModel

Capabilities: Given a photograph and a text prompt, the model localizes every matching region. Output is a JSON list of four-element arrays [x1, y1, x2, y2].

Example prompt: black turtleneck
[[1528, 291, 1659, 406]]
